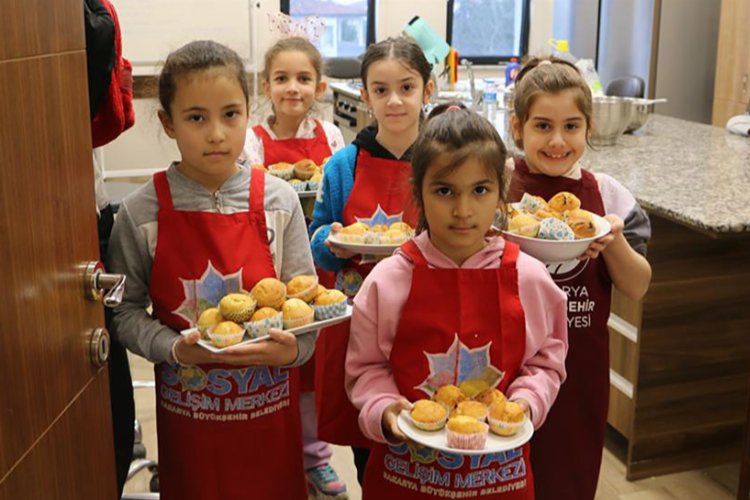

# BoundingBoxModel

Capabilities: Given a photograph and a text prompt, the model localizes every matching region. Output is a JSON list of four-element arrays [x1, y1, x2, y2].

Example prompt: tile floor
[[123, 354, 739, 499]]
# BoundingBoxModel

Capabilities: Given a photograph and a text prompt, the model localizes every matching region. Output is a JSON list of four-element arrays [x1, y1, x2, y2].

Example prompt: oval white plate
[[397, 410, 533, 456], [327, 234, 402, 256], [180, 305, 352, 353]]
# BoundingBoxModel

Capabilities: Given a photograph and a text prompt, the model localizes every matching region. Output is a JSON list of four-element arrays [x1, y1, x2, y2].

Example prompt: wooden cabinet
[[606, 212, 750, 480], [712, 0, 750, 126]]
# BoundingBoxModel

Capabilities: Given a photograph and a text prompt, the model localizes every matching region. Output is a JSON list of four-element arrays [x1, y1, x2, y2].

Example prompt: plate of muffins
[[179, 275, 351, 353], [500, 191, 611, 264], [252, 158, 328, 198], [327, 221, 416, 256], [397, 382, 533, 456]]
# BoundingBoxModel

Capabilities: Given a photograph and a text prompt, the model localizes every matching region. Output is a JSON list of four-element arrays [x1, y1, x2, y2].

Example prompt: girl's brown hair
[[261, 36, 324, 83], [158, 40, 249, 118], [511, 56, 593, 148], [411, 102, 508, 233], [360, 36, 432, 90]]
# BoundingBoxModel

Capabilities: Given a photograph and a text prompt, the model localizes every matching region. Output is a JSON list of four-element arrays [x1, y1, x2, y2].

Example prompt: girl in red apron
[[240, 35, 348, 498], [308, 36, 436, 485], [345, 105, 568, 499], [108, 41, 316, 499], [507, 57, 652, 500]]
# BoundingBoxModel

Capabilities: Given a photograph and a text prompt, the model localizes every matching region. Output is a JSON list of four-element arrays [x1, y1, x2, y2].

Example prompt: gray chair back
[[605, 76, 645, 98], [325, 57, 362, 80]]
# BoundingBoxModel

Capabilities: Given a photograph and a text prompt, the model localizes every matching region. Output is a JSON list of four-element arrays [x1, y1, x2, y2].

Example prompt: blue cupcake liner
[[289, 180, 309, 193], [244, 313, 283, 338], [313, 300, 347, 321]]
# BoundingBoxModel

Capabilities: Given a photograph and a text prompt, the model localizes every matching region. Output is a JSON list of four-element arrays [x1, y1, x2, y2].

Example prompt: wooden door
[[0, 0, 117, 498], [712, 0, 750, 125]]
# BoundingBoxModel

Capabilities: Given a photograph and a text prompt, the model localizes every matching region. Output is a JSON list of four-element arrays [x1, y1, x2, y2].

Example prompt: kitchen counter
[[575, 115, 750, 480], [581, 114, 750, 234]]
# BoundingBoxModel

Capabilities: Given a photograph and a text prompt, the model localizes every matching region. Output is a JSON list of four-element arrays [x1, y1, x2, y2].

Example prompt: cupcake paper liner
[[244, 313, 283, 339], [446, 424, 488, 450], [268, 167, 294, 180], [289, 180, 309, 193], [207, 327, 245, 348], [221, 305, 256, 323], [283, 310, 315, 330], [306, 180, 320, 192], [313, 299, 347, 321], [488, 416, 524, 437], [537, 217, 575, 241]]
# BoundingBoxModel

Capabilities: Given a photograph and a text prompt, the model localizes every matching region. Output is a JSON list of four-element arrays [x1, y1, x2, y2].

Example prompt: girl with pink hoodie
[[344, 104, 569, 499]]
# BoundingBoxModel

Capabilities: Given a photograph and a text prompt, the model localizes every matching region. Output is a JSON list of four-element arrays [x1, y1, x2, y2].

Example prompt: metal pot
[[590, 96, 631, 146], [623, 97, 654, 132]]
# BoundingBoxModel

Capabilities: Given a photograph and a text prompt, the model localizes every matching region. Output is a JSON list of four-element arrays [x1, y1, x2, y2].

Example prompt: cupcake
[[451, 400, 488, 422], [363, 231, 382, 244], [518, 192, 548, 213], [207, 321, 245, 348], [288, 178, 308, 193], [282, 298, 314, 329], [337, 223, 369, 243], [307, 172, 323, 192], [508, 213, 541, 238], [389, 222, 414, 234], [312, 284, 327, 301], [475, 388, 507, 407], [286, 275, 319, 302], [245, 307, 283, 338], [370, 224, 389, 233], [433, 384, 465, 410], [458, 379, 490, 399], [488, 401, 526, 437], [293, 159, 317, 180], [196, 307, 223, 340], [267, 162, 294, 180], [382, 228, 409, 244], [548, 191, 581, 212], [313, 289, 348, 320], [446, 416, 488, 450], [251, 277, 287, 309], [409, 400, 448, 431], [565, 209, 597, 239], [218, 293, 257, 323]]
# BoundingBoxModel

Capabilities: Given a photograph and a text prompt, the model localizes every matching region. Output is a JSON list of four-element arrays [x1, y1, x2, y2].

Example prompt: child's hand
[[326, 222, 357, 259], [511, 398, 533, 421], [173, 331, 219, 366], [382, 398, 413, 442], [580, 214, 624, 260], [216, 328, 299, 366]]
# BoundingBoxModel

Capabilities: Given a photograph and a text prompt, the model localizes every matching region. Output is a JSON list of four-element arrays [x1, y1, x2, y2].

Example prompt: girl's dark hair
[[360, 36, 432, 89], [261, 36, 324, 83], [511, 56, 592, 148], [158, 40, 249, 118], [411, 102, 508, 232]]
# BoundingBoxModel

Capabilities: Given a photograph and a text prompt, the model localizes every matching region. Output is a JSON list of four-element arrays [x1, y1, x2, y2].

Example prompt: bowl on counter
[[590, 96, 632, 146], [623, 98, 654, 133]]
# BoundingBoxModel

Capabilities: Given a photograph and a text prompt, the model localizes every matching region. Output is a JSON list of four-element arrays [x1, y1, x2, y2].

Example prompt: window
[[281, 0, 376, 58], [447, 0, 530, 64]]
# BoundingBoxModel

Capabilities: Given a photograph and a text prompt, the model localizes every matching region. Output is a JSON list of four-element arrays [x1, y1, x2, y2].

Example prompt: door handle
[[82, 261, 126, 307], [88, 327, 110, 367]]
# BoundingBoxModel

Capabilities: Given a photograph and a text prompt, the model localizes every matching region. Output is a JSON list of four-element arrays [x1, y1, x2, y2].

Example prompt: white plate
[[397, 410, 533, 456], [326, 234, 401, 256], [501, 205, 611, 264], [181, 305, 352, 353]]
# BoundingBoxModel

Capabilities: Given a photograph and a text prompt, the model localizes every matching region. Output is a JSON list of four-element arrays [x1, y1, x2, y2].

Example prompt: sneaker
[[306, 463, 348, 498]]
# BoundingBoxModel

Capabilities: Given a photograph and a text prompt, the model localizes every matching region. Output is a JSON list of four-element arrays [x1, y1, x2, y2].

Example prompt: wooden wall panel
[[0, 0, 83, 60]]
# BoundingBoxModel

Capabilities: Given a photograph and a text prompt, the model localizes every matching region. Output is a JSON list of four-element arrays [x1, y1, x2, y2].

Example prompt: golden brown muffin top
[[434, 385, 465, 408], [282, 298, 313, 318], [314, 289, 347, 306], [410, 400, 447, 423], [212, 321, 244, 335], [446, 416, 487, 434], [251, 307, 280, 322]]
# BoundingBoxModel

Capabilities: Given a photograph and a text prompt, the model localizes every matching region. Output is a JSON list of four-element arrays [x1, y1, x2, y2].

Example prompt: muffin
[[337, 223, 369, 243], [548, 191, 581, 212], [451, 400, 488, 422], [207, 321, 245, 348], [286, 275, 319, 302], [293, 159, 317, 180], [282, 298, 314, 329], [370, 224, 389, 233], [313, 289, 348, 320], [565, 209, 597, 239], [251, 277, 287, 309], [389, 222, 413, 234], [218, 293, 257, 323], [196, 307, 223, 340], [458, 379, 490, 399], [446, 416, 488, 450], [288, 178, 308, 193], [409, 400, 448, 431], [307, 172, 323, 192], [475, 388, 507, 407], [433, 384, 466, 409], [267, 162, 294, 180], [508, 213, 541, 238], [518, 192, 548, 213], [245, 307, 283, 338], [488, 401, 526, 437], [382, 228, 409, 244], [312, 284, 327, 300]]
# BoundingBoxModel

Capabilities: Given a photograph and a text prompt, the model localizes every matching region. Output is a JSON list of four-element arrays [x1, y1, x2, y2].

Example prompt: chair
[[605, 76, 645, 98], [324, 57, 361, 80]]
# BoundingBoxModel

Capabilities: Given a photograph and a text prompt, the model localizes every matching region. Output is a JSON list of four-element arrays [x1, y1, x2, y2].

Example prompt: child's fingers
[[330, 222, 343, 234], [267, 328, 296, 346]]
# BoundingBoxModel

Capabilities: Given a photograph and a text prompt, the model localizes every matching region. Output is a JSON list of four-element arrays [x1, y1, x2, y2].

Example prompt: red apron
[[149, 169, 307, 500], [254, 120, 332, 391], [315, 148, 419, 447], [509, 158, 612, 500], [363, 240, 533, 499]]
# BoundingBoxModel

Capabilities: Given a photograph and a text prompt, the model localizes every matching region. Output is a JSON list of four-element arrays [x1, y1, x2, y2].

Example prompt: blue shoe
[[306, 463, 348, 498]]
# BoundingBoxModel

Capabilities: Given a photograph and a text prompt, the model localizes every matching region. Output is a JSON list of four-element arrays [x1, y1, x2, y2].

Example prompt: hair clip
[[268, 12, 326, 43], [446, 105, 462, 112], [538, 60, 553, 66]]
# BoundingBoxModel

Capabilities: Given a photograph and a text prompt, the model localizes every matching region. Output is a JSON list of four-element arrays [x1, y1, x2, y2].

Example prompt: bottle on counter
[[483, 79, 498, 123], [548, 39, 577, 64], [505, 57, 521, 86]]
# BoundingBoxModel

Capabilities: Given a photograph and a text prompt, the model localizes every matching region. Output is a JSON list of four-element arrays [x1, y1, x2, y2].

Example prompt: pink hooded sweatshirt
[[345, 232, 569, 444]]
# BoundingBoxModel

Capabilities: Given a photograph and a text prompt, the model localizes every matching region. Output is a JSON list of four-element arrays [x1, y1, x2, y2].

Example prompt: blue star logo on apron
[[415, 335, 505, 397], [354, 204, 404, 227], [173, 260, 244, 325]]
